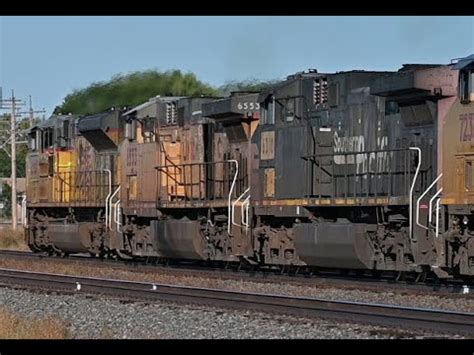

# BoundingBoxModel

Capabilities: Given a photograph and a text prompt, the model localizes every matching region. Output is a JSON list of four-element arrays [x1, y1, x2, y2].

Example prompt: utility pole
[[15, 95, 46, 131], [0, 89, 25, 230], [10, 90, 17, 230], [27, 96, 46, 129]]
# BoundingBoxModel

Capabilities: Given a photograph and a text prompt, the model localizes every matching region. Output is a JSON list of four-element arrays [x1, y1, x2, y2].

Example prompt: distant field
[[0, 307, 69, 339], [0, 225, 28, 251]]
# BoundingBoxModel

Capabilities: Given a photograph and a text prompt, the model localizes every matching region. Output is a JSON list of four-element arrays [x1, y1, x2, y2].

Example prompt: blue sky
[[0, 16, 473, 115]]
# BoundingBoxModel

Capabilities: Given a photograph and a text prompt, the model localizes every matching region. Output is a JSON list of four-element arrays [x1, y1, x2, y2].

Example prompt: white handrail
[[435, 198, 441, 238], [241, 195, 251, 230], [227, 160, 239, 235], [102, 169, 112, 231], [246, 198, 250, 231], [108, 186, 120, 230], [428, 187, 443, 225], [408, 147, 421, 242], [416, 173, 443, 230], [113, 199, 121, 232], [232, 187, 250, 228], [21, 194, 27, 228], [241, 195, 250, 225]]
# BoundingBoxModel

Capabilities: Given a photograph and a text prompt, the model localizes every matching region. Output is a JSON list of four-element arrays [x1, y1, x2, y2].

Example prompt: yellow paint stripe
[[441, 198, 456, 204], [259, 197, 395, 207]]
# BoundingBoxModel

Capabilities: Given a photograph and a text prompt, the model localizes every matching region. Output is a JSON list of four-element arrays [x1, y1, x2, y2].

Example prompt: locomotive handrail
[[241, 195, 251, 232], [113, 198, 121, 232], [435, 198, 441, 238], [429, 187, 443, 225], [53, 169, 111, 174], [103, 169, 112, 232], [301, 147, 411, 159], [155, 160, 244, 204], [164, 156, 182, 173], [156, 167, 182, 185], [303, 147, 417, 200], [108, 186, 120, 231], [409, 147, 421, 242], [160, 141, 183, 173], [53, 169, 112, 204], [415, 173, 443, 231], [154, 160, 242, 169], [429, 187, 443, 239], [232, 186, 250, 229], [227, 159, 239, 236], [21, 194, 27, 228]]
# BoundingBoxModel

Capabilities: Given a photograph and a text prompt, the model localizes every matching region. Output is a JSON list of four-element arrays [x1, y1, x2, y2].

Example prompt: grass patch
[[0, 227, 28, 251], [0, 307, 70, 339]]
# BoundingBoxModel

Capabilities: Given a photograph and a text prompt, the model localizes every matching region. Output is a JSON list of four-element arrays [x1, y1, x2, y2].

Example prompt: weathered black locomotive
[[24, 54, 474, 279]]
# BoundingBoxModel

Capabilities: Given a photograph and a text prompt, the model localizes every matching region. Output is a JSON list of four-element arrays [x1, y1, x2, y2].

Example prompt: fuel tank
[[150, 218, 206, 260], [48, 223, 94, 254], [294, 219, 374, 269]]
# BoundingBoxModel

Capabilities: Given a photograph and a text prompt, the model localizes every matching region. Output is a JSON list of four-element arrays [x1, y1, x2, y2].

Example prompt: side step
[[432, 266, 453, 279]]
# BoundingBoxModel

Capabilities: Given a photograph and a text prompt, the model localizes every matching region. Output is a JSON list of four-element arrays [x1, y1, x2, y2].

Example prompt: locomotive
[[23, 54, 474, 279]]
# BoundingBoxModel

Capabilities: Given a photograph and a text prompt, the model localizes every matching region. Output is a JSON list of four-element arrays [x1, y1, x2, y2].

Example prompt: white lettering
[[333, 132, 393, 177]]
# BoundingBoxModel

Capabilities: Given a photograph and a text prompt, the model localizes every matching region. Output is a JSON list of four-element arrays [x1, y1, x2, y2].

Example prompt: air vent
[[166, 102, 177, 124], [313, 78, 328, 107]]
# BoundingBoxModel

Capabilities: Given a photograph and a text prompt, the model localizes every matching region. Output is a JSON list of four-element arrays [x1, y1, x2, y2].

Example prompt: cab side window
[[460, 68, 474, 104], [142, 116, 156, 142], [262, 97, 275, 125], [28, 131, 37, 151]]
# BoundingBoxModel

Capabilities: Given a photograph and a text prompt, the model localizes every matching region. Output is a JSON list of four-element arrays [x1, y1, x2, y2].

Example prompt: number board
[[236, 101, 260, 111], [231, 93, 261, 114]]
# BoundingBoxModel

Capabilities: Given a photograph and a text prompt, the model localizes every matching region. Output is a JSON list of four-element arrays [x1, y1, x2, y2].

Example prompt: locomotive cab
[[439, 54, 474, 277], [25, 114, 78, 205], [25, 108, 128, 257]]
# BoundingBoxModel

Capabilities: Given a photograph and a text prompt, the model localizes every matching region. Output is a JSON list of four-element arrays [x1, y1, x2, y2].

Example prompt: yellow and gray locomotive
[[24, 54, 474, 279]]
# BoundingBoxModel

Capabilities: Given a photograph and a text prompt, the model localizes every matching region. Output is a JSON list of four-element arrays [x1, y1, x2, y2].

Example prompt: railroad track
[[0, 266, 472, 336], [0, 249, 470, 298]]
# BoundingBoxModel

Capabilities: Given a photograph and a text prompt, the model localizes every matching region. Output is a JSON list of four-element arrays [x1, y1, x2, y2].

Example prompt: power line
[[0, 88, 45, 230], [16, 95, 46, 129], [0, 90, 25, 230]]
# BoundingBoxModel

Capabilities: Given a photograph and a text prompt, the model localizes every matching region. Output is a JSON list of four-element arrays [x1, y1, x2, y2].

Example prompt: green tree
[[0, 116, 29, 178], [55, 70, 219, 115], [0, 138, 28, 215], [0, 183, 12, 218], [217, 79, 278, 97], [55, 69, 278, 115]]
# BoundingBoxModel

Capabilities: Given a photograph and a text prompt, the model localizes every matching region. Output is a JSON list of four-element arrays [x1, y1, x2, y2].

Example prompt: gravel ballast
[[0, 258, 473, 313], [0, 286, 453, 339]]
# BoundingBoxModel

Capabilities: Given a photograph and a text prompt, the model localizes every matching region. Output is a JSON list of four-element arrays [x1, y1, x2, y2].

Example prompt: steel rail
[[0, 267, 472, 336], [0, 249, 471, 297]]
